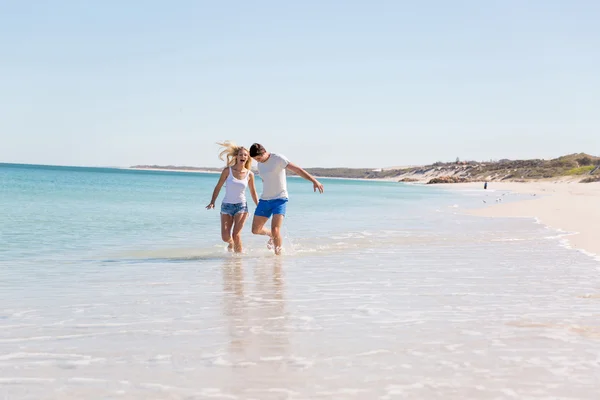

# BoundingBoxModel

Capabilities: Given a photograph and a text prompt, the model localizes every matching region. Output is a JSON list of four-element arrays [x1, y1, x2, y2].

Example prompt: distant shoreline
[[128, 152, 600, 184], [125, 166, 400, 182], [126, 167, 221, 174]]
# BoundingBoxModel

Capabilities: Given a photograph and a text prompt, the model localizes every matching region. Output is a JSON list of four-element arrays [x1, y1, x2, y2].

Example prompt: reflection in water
[[221, 256, 247, 356], [252, 256, 288, 357], [221, 256, 291, 396]]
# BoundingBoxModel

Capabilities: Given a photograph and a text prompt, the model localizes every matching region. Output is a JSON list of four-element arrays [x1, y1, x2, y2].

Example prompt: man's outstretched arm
[[286, 162, 324, 193]]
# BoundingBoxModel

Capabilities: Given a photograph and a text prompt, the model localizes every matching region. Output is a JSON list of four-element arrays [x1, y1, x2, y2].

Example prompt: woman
[[206, 141, 259, 253]]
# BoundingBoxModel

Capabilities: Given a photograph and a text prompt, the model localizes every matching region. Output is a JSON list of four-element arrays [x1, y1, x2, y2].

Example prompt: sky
[[1, 0, 599, 169]]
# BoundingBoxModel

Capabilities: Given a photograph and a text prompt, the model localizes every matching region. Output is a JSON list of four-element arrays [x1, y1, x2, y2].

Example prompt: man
[[249, 143, 324, 255]]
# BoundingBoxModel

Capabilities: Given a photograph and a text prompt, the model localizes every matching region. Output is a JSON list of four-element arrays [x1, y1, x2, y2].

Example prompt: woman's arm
[[248, 172, 259, 206], [206, 168, 229, 209]]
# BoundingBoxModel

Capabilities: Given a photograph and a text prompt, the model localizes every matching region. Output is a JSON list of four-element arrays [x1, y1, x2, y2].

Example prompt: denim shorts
[[221, 202, 248, 216], [254, 198, 288, 218]]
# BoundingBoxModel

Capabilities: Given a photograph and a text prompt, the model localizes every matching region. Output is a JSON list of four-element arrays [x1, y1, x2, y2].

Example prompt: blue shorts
[[254, 198, 288, 218], [221, 202, 248, 216]]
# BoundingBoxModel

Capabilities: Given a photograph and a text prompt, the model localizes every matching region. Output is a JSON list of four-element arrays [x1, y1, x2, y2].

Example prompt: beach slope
[[454, 181, 600, 257]]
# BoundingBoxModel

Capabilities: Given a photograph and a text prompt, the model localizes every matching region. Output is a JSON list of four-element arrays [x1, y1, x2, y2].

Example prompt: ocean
[[1, 163, 599, 399]]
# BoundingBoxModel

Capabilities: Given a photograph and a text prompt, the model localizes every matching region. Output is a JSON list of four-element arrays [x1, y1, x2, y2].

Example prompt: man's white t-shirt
[[257, 153, 290, 200]]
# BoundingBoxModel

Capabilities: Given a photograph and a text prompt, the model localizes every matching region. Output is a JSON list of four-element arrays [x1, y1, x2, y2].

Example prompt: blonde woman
[[206, 141, 259, 253]]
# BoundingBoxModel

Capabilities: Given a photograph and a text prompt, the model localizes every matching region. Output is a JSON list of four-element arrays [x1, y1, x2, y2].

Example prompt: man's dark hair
[[249, 143, 266, 157]]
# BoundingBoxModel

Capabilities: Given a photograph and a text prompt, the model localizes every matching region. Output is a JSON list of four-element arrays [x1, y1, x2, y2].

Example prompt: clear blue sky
[[1, 0, 599, 168]]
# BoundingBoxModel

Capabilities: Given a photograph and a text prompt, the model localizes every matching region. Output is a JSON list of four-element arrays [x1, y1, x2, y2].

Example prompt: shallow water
[[1, 164, 599, 399]]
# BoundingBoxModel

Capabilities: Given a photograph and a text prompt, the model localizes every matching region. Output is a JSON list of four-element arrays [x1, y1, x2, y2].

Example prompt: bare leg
[[231, 212, 248, 253], [252, 215, 273, 248], [221, 213, 234, 251], [271, 214, 285, 255]]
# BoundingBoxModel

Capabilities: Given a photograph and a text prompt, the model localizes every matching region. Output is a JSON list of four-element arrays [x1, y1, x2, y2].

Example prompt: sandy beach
[[446, 180, 600, 258]]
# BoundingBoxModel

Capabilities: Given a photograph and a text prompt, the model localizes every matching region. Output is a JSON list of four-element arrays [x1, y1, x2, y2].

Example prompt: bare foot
[[227, 242, 234, 252], [267, 237, 274, 250]]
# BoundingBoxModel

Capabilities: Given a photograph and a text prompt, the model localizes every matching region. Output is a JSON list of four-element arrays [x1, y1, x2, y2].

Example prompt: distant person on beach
[[249, 143, 324, 255], [484, 182, 488, 190], [206, 141, 259, 253]]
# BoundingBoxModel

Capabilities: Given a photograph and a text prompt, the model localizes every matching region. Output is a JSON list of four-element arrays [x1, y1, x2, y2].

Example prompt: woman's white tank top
[[223, 167, 249, 204]]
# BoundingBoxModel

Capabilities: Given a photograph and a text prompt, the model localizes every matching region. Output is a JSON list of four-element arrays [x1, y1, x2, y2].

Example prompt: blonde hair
[[216, 141, 252, 170]]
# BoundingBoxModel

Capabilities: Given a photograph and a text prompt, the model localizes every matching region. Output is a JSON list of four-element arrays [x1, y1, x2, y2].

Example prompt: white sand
[[446, 180, 600, 257]]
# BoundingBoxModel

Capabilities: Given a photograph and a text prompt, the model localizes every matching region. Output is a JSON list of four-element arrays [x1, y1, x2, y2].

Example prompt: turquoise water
[[1, 164, 448, 258], [1, 163, 481, 265], [2, 163, 600, 399]]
